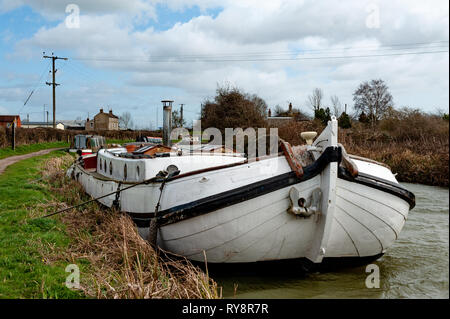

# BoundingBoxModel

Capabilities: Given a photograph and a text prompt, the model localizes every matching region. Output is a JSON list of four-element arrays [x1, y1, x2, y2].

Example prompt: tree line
[[199, 79, 448, 131]]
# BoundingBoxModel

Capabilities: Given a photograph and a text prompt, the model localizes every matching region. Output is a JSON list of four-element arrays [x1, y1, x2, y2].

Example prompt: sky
[[0, 0, 448, 129]]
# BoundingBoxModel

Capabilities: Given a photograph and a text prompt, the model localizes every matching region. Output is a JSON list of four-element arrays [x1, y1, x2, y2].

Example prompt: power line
[[71, 49, 448, 63], [18, 60, 51, 114], [69, 41, 449, 62], [71, 41, 448, 60]]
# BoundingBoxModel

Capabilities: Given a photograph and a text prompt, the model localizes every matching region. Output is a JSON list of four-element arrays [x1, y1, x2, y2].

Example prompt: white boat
[[67, 117, 415, 264]]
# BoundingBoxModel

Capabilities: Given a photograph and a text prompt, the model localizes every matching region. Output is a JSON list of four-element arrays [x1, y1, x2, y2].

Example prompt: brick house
[[0, 115, 21, 128], [86, 108, 119, 131]]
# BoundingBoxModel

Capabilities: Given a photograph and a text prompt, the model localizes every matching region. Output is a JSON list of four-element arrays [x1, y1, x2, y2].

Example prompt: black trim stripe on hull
[[124, 146, 415, 227], [134, 146, 341, 227]]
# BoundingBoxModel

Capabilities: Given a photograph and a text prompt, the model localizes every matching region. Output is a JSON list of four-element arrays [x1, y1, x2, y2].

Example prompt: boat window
[[104, 160, 107, 172], [99, 160, 102, 171], [136, 165, 140, 179], [124, 164, 127, 180], [110, 161, 113, 175]]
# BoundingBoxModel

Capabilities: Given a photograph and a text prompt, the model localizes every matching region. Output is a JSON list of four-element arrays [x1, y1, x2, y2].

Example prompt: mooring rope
[[33, 172, 165, 220], [147, 178, 168, 248]]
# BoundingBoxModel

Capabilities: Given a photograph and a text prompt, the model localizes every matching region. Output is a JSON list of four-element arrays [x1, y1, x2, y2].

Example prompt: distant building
[[21, 120, 85, 130], [0, 115, 21, 128], [59, 120, 85, 130], [267, 102, 309, 127], [86, 108, 119, 131]]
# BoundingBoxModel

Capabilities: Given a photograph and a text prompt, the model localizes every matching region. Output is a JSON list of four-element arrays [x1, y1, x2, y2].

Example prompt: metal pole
[[52, 57, 56, 128], [44, 53, 68, 129], [180, 103, 184, 128], [162, 100, 173, 146], [11, 120, 15, 150]]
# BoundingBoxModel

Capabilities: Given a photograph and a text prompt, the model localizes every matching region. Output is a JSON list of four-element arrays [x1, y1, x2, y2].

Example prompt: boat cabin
[[71, 134, 106, 154]]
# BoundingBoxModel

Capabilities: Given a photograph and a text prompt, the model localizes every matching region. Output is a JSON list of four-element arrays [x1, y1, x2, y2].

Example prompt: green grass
[[0, 141, 69, 160], [0, 150, 84, 298], [105, 139, 134, 145]]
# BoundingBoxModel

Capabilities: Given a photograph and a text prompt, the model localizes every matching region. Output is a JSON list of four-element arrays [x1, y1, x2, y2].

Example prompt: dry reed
[[37, 154, 220, 299], [278, 116, 449, 187]]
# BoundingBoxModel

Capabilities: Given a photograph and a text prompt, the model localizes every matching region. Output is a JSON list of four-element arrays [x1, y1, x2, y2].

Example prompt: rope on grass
[[33, 174, 165, 220]]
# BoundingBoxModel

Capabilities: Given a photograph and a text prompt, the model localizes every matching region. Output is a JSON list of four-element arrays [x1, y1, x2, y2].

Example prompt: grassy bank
[[105, 139, 134, 145], [0, 151, 219, 298], [277, 112, 449, 187], [0, 141, 68, 159], [0, 151, 81, 298]]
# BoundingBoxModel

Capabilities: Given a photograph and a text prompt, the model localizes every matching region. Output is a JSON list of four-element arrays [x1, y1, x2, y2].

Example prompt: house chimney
[[268, 108, 272, 117], [162, 100, 173, 146], [109, 110, 113, 115], [100, 108, 103, 113], [288, 102, 292, 114]]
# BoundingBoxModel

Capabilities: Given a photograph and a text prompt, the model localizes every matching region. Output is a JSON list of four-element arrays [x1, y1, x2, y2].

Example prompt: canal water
[[214, 183, 449, 299]]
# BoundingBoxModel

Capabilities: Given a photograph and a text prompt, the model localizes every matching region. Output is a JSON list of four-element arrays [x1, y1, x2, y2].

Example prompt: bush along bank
[[277, 115, 449, 187]]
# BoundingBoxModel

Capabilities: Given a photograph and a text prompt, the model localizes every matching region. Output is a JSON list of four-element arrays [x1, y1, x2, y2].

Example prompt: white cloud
[[0, 0, 157, 20], [2, 0, 449, 125]]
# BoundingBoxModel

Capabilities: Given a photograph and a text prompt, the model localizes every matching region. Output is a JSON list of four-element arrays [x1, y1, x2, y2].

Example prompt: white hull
[[68, 118, 414, 264]]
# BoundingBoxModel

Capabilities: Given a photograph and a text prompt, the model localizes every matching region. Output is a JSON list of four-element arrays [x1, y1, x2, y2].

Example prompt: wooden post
[[11, 120, 15, 150]]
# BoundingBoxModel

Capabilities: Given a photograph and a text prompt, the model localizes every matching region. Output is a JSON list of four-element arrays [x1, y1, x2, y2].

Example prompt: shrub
[[314, 107, 331, 125], [338, 112, 352, 128], [200, 85, 268, 133]]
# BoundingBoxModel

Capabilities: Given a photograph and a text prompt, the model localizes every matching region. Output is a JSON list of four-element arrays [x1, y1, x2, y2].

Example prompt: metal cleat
[[288, 187, 322, 219]]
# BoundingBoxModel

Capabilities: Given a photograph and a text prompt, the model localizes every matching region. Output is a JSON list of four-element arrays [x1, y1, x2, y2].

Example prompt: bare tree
[[353, 79, 393, 126], [307, 88, 324, 111], [274, 105, 284, 116], [172, 110, 186, 128], [119, 111, 133, 129], [330, 95, 342, 117]]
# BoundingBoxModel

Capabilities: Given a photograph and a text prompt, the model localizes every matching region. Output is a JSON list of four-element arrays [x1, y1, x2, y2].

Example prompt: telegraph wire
[[71, 49, 448, 63], [71, 41, 449, 59], [69, 41, 449, 62], [18, 60, 51, 114]]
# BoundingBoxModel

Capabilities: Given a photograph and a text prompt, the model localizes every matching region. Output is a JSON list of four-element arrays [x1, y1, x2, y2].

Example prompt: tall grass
[[39, 155, 220, 299]]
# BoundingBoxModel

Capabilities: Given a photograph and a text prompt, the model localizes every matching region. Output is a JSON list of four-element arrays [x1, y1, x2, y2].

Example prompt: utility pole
[[11, 120, 15, 150], [44, 52, 68, 128], [46, 111, 49, 127], [43, 104, 46, 123], [156, 106, 159, 130], [27, 113, 29, 128], [179, 104, 184, 128]]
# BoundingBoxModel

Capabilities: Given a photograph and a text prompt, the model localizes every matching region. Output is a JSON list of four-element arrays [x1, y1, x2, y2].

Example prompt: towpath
[[0, 148, 62, 175]]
